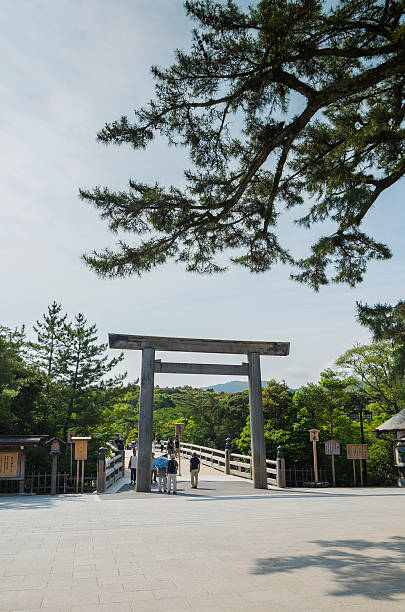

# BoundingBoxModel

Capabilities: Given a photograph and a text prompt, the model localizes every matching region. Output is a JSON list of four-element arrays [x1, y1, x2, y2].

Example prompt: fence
[[97, 447, 124, 493], [0, 473, 96, 495], [286, 467, 330, 487], [180, 442, 286, 487]]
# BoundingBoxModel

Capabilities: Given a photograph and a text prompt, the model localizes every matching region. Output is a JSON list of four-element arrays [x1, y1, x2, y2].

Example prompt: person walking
[[157, 455, 168, 493], [128, 449, 137, 485], [190, 452, 200, 489], [160, 438, 164, 452], [167, 437, 175, 455], [175, 435, 180, 457], [167, 453, 178, 495]]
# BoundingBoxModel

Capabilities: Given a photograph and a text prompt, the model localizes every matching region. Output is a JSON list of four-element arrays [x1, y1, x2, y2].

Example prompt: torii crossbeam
[[109, 334, 290, 491]]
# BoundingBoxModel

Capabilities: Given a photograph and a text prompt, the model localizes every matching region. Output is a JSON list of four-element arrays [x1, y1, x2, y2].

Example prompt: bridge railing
[[97, 446, 124, 493], [180, 442, 286, 487], [180, 442, 226, 471]]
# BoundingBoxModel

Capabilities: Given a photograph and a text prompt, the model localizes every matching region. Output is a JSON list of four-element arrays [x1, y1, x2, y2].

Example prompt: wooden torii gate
[[109, 334, 290, 492]]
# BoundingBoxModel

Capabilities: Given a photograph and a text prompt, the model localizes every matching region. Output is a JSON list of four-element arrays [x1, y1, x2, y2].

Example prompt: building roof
[[374, 409, 405, 432], [0, 435, 48, 447]]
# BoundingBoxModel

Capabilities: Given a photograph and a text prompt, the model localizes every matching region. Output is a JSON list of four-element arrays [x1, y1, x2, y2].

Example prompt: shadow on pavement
[[252, 536, 405, 600], [0, 494, 88, 509]]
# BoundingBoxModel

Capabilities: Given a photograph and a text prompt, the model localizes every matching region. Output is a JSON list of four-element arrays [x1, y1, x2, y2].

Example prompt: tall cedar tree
[[80, 0, 405, 289]]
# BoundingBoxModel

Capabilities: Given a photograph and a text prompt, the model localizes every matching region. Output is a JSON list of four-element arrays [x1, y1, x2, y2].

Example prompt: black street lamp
[[349, 395, 372, 485]]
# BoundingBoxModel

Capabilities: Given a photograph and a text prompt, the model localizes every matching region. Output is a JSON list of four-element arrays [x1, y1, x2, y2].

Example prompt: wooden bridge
[[96, 442, 286, 495]]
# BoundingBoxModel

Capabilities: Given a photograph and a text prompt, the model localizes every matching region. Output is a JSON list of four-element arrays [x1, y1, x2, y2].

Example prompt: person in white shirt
[[128, 450, 137, 485]]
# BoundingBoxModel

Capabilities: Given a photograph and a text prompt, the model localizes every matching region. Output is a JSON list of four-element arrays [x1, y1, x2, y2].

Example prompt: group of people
[[155, 436, 180, 455], [128, 448, 201, 494]]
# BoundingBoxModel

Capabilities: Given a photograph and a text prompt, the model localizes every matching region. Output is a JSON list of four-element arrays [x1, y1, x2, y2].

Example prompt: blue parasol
[[153, 456, 168, 468]]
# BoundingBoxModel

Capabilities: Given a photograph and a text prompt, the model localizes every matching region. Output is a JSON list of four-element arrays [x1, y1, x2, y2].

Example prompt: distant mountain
[[201, 380, 265, 393], [201, 381, 299, 393]]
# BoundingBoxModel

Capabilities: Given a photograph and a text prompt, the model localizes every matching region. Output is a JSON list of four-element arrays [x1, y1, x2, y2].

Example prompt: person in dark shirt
[[190, 452, 200, 488], [167, 437, 175, 454], [167, 454, 178, 494]]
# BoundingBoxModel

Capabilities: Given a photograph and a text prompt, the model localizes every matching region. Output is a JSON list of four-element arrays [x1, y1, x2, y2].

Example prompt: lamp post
[[349, 396, 372, 486], [309, 429, 320, 483]]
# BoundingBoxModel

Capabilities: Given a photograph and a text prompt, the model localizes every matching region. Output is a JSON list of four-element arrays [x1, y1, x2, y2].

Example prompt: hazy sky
[[1, 0, 403, 389]]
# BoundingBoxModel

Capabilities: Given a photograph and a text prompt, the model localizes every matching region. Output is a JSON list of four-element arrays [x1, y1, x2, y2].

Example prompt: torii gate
[[109, 334, 290, 491]]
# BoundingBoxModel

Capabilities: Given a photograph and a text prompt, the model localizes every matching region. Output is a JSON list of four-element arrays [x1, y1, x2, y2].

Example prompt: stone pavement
[[1, 482, 405, 612]]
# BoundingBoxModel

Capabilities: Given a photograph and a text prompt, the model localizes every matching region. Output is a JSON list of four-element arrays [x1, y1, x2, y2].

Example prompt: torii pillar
[[109, 334, 290, 492]]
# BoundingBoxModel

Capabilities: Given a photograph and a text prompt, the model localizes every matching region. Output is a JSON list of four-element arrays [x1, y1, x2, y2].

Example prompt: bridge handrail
[[97, 450, 125, 493], [181, 442, 225, 455], [179, 441, 285, 487]]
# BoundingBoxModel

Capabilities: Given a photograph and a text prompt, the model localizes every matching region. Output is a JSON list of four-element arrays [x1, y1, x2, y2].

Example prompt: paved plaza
[[1, 468, 405, 612]]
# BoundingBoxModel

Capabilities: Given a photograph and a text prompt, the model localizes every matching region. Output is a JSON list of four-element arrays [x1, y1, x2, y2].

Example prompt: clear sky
[[0, 0, 403, 389]]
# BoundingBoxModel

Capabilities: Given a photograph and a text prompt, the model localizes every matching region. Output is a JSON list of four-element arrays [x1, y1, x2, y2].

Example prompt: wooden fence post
[[97, 447, 106, 493], [276, 445, 286, 488], [225, 437, 231, 475]]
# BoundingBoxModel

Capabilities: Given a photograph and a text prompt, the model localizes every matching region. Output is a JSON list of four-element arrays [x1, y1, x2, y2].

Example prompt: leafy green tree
[[0, 325, 45, 435], [336, 341, 401, 414], [81, 0, 405, 289], [0, 326, 26, 393], [238, 380, 296, 457]]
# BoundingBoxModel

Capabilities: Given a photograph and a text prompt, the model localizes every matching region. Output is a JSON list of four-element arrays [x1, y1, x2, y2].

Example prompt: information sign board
[[0, 452, 19, 477], [309, 429, 319, 442], [67, 430, 76, 444], [325, 440, 340, 456], [346, 444, 368, 460], [74, 440, 88, 461], [175, 423, 185, 436]]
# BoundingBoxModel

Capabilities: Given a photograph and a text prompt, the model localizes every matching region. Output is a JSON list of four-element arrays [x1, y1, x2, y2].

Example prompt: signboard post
[[325, 440, 340, 487], [309, 429, 319, 483], [71, 437, 91, 493], [67, 430, 76, 478], [346, 444, 368, 486], [175, 423, 185, 476]]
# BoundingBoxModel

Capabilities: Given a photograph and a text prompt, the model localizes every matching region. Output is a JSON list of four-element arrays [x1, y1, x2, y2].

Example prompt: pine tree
[[57, 313, 125, 437], [80, 0, 405, 289], [31, 301, 67, 388], [356, 301, 405, 406]]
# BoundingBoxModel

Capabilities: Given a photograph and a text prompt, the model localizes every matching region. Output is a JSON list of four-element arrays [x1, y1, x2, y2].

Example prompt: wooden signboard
[[346, 444, 368, 460], [309, 429, 319, 442], [175, 423, 185, 436], [67, 430, 76, 444], [74, 440, 88, 461], [0, 451, 19, 478], [325, 440, 340, 456]]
